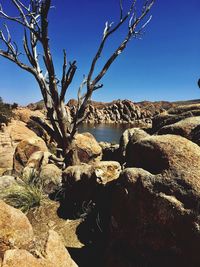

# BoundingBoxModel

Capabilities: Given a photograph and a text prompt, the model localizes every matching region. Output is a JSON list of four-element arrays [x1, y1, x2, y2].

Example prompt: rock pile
[[0, 200, 78, 267], [1, 100, 200, 267], [68, 99, 159, 126]]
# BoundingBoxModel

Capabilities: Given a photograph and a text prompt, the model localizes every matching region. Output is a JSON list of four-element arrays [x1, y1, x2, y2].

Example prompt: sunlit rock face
[[0, 120, 39, 175], [65, 132, 102, 166], [13, 136, 48, 174], [67, 99, 161, 126]]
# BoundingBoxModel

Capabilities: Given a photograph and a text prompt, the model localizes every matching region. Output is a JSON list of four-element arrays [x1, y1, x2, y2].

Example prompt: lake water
[[78, 124, 131, 143]]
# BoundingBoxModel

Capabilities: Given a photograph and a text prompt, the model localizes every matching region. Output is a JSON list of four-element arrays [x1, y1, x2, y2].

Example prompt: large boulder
[[0, 200, 78, 266], [24, 151, 51, 170], [157, 116, 200, 145], [13, 108, 45, 124], [2, 230, 78, 267], [0, 176, 18, 191], [63, 161, 121, 186], [152, 104, 200, 133], [93, 161, 121, 185], [2, 249, 43, 267], [62, 161, 121, 216], [126, 134, 200, 175], [0, 121, 39, 174], [13, 137, 48, 174], [0, 127, 14, 175], [119, 128, 149, 159], [66, 132, 102, 165], [27, 200, 83, 249], [99, 142, 120, 162], [42, 230, 78, 267], [39, 164, 62, 193], [7, 120, 37, 145], [106, 134, 200, 266], [0, 200, 34, 257]]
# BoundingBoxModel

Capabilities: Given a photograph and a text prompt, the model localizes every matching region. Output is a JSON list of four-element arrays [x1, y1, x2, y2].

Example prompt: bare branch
[[92, 0, 154, 86], [94, 83, 103, 91], [87, 0, 137, 90], [30, 115, 61, 144], [77, 76, 88, 106], [23, 29, 36, 67], [0, 0, 155, 164], [11, 0, 29, 25], [61, 49, 67, 91], [0, 1, 41, 38], [141, 14, 152, 30], [60, 58, 77, 102], [0, 49, 35, 74], [119, 0, 123, 21]]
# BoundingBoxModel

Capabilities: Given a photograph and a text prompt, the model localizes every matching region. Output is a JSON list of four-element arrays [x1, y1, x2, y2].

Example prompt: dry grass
[[0, 173, 48, 213]]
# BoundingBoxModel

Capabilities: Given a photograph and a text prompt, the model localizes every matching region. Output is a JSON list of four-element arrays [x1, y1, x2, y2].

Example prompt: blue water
[[78, 124, 131, 143]]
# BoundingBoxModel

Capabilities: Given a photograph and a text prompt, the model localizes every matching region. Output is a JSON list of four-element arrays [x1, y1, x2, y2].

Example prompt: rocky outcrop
[[66, 132, 102, 166], [157, 116, 200, 145], [0, 120, 39, 175], [27, 99, 176, 126], [27, 200, 83, 249], [1, 230, 78, 267], [0, 200, 34, 256], [67, 99, 156, 126], [62, 161, 121, 215], [63, 161, 121, 186], [119, 128, 149, 159], [7, 120, 37, 145], [0, 200, 78, 267], [13, 137, 48, 174], [99, 142, 120, 162], [13, 107, 45, 124], [0, 125, 14, 175], [152, 103, 200, 133], [0, 176, 18, 191], [39, 164, 62, 194], [106, 134, 200, 266]]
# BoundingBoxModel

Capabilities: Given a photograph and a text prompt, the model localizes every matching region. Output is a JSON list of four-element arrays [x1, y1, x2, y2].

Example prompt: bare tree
[[0, 0, 154, 165]]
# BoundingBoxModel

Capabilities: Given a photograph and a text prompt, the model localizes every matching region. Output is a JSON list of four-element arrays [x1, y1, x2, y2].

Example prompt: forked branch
[[75, 0, 154, 129], [0, 0, 154, 162]]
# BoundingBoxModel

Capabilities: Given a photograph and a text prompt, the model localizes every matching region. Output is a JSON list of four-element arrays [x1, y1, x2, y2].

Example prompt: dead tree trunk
[[0, 0, 154, 166]]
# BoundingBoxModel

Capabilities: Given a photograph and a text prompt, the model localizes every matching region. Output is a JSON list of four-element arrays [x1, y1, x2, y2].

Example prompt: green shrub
[[11, 102, 18, 109], [0, 173, 48, 213], [0, 97, 14, 125]]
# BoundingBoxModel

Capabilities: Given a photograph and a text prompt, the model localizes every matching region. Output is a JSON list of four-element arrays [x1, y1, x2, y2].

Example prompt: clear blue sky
[[0, 0, 200, 105]]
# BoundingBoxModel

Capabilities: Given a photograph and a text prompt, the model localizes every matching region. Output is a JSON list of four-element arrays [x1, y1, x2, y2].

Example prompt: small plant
[[0, 173, 47, 213], [0, 98, 13, 125], [77, 200, 96, 219], [11, 102, 18, 109]]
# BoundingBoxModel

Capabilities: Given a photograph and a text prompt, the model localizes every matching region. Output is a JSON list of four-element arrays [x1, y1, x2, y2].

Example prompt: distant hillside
[[27, 98, 200, 113], [67, 99, 129, 109], [172, 99, 200, 106], [27, 100, 45, 110]]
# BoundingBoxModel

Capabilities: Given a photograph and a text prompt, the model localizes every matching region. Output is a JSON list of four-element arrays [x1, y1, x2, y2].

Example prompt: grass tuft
[[0, 173, 48, 213]]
